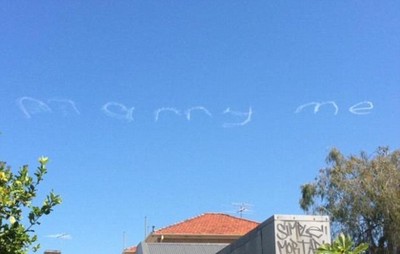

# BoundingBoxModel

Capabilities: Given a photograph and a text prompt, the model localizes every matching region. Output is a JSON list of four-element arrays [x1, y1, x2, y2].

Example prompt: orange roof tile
[[153, 213, 259, 236], [122, 246, 137, 254]]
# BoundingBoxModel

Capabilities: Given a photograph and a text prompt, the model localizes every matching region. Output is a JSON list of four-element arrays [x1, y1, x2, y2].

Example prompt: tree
[[317, 233, 369, 254], [300, 147, 400, 254], [0, 156, 62, 254]]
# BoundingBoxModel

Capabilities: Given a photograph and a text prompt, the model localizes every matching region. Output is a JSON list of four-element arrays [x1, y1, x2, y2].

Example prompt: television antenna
[[232, 202, 253, 218]]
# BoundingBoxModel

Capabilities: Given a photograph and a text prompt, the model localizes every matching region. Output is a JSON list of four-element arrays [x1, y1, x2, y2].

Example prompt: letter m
[[295, 101, 338, 115]]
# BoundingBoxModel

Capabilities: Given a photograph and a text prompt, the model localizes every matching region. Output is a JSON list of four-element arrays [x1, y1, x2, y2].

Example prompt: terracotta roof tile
[[153, 213, 259, 236], [122, 246, 137, 254]]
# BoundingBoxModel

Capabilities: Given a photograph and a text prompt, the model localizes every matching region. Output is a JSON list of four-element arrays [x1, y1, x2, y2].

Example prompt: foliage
[[300, 147, 400, 254], [317, 233, 369, 254], [0, 157, 62, 254]]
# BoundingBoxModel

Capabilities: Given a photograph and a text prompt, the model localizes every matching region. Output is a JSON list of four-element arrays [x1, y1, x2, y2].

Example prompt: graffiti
[[276, 221, 328, 254]]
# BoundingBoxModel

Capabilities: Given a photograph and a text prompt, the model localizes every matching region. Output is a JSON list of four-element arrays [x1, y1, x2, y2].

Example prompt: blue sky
[[0, 1, 399, 253]]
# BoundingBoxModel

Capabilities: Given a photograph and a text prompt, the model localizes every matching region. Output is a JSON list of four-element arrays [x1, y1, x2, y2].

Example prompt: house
[[123, 246, 137, 254], [123, 214, 331, 254], [146, 213, 259, 243], [216, 215, 331, 254], [135, 242, 230, 254], [122, 213, 259, 254]]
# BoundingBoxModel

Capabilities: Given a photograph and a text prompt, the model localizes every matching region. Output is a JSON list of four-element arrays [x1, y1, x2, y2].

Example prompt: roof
[[153, 213, 259, 236], [122, 246, 137, 254], [137, 242, 229, 254]]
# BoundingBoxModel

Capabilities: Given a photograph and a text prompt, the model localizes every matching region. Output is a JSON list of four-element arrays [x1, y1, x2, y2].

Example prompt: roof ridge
[[204, 212, 259, 224], [153, 212, 259, 233], [154, 213, 206, 232]]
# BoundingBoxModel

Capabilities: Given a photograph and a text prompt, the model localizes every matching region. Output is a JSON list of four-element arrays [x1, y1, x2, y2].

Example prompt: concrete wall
[[217, 215, 330, 254]]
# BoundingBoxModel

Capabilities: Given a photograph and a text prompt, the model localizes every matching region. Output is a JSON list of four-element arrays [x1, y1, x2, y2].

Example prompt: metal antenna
[[123, 231, 126, 250], [144, 216, 147, 238], [232, 202, 253, 218]]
